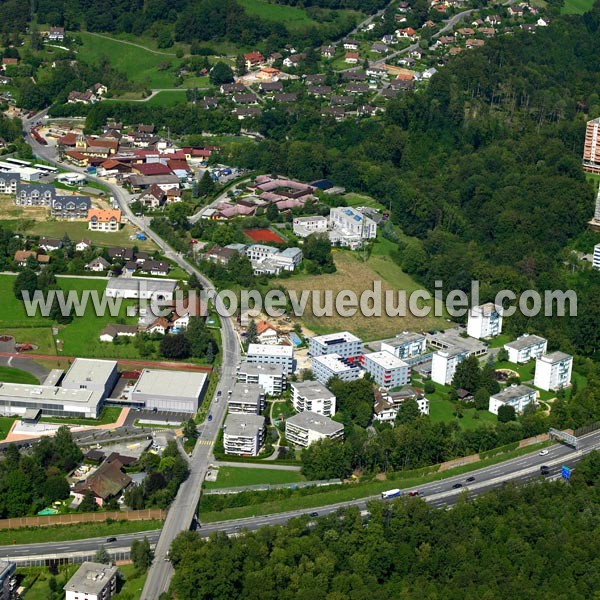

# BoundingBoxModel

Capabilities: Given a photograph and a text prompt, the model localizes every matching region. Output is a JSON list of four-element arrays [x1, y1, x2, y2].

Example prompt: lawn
[[0, 328, 56, 354], [40, 406, 122, 426], [146, 90, 189, 106], [115, 563, 148, 600], [238, 0, 314, 27], [561, 0, 594, 13], [278, 250, 446, 341], [0, 417, 17, 440], [0, 195, 48, 221], [20, 565, 78, 600], [204, 466, 305, 489], [0, 366, 39, 384]]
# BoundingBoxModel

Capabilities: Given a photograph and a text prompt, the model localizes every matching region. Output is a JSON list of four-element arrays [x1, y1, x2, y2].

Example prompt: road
[[1, 429, 598, 564], [22, 112, 242, 599]]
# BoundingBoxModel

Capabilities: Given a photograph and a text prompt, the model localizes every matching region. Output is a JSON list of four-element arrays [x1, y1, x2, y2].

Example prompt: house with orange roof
[[256, 320, 280, 345], [88, 208, 122, 232], [345, 52, 360, 64]]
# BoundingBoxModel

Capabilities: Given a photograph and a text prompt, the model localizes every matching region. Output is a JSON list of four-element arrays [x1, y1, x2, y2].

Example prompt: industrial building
[[308, 331, 363, 359], [236, 362, 287, 395], [227, 383, 265, 415], [291, 381, 336, 417], [61, 358, 119, 400], [223, 413, 265, 456], [285, 411, 344, 448], [130, 369, 208, 413]]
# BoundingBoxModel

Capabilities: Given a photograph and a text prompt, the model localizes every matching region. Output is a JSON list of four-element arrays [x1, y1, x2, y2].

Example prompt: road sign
[[561, 466, 572, 480]]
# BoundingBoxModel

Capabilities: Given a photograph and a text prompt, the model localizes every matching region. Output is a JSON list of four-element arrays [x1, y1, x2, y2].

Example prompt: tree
[[395, 398, 421, 425], [186, 317, 214, 358], [235, 54, 247, 76], [303, 233, 335, 273], [209, 61, 234, 85], [246, 319, 258, 345], [266, 202, 279, 221], [423, 380, 435, 394], [131, 537, 154, 572], [94, 546, 111, 564], [182, 418, 198, 440], [13, 269, 37, 300], [498, 404, 517, 423], [474, 388, 490, 411], [197, 170, 215, 197], [54, 425, 83, 471], [79, 491, 98, 512], [496, 348, 509, 362], [452, 355, 481, 392], [160, 333, 191, 359]]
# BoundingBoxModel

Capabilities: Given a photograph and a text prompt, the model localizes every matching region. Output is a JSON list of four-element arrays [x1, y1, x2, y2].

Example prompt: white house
[[467, 302, 503, 339], [293, 216, 328, 238], [236, 362, 286, 395], [431, 347, 471, 385], [285, 411, 344, 448], [309, 331, 363, 359], [329, 206, 377, 246], [223, 413, 265, 456], [489, 384, 537, 415], [85, 257, 110, 272], [504, 334, 548, 364], [380, 332, 427, 360], [64, 562, 118, 600], [245, 244, 279, 262], [291, 381, 336, 417], [75, 239, 92, 252], [534, 352, 573, 391], [246, 343, 294, 374], [99, 324, 138, 342], [363, 351, 410, 388]]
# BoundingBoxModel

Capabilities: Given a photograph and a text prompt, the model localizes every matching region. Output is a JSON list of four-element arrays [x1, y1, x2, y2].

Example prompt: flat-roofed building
[[363, 351, 410, 388], [61, 358, 119, 400], [431, 347, 471, 385], [236, 362, 286, 395], [105, 277, 177, 301], [223, 413, 265, 456], [64, 561, 118, 600], [227, 383, 265, 414], [308, 331, 363, 359], [285, 411, 344, 447], [130, 368, 208, 413], [489, 384, 536, 415], [293, 215, 328, 238], [291, 381, 336, 417], [312, 353, 362, 385], [246, 343, 294, 374], [380, 332, 427, 360], [467, 302, 503, 339], [534, 352, 573, 391], [504, 334, 548, 364]]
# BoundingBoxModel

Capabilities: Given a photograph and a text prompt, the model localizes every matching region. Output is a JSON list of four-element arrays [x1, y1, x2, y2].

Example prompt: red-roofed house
[[244, 51, 265, 70], [138, 183, 165, 209], [345, 52, 360, 64]]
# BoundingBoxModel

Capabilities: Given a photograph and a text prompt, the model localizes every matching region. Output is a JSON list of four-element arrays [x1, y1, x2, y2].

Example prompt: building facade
[[223, 413, 265, 456], [64, 562, 118, 600], [227, 383, 265, 414], [583, 117, 600, 174], [467, 303, 503, 339], [292, 215, 328, 237], [489, 385, 537, 415], [363, 351, 410, 388], [246, 344, 294, 374], [308, 331, 363, 359], [291, 381, 336, 417], [312, 353, 362, 385], [236, 362, 286, 395], [431, 347, 471, 385], [285, 411, 344, 448], [534, 352, 573, 391], [380, 332, 427, 360], [504, 334, 548, 364]]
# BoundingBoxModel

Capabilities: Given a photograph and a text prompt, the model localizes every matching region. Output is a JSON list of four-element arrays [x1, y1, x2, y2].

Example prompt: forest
[[170, 451, 600, 599]]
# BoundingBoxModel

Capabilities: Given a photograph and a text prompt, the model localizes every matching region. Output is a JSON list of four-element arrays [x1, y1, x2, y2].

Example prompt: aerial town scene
[[0, 0, 597, 597]]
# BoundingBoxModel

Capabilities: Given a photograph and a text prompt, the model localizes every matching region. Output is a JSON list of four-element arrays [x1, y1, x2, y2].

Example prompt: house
[[285, 411, 344, 448], [508, 5, 524, 16], [72, 459, 132, 507], [76, 239, 92, 252], [455, 27, 475, 37], [258, 81, 283, 94], [504, 334, 548, 364], [489, 384, 536, 415], [466, 39, 485, 48], [305, 74, 327, 85], [345, 52, 360, 64], [321, 45, 336, 58], [233, 107, 262, 120], [307, 85, 332, 97], [67, 90, 97, 104], [345, 83, 369, 94], [343, 40, 359, 50], [137, 184, 165, 209], [0, 172, 18, 194], [373, 386, 429, 424], [382, 34, 396, 45], [293, 215, 328, 237], [467, 303, 503, 339], [534, 352, 573, 391], [86, 256, 111, 272], [47, 27, 65, 42], [170, 296, 207, 330], [233, 93, 258, 105], [107, 247, 134, 261], [64, 562, 118, 600], [88, 208, 122, 232], [397, 27, 417, 38], [15, 183, 55, 206], [219, 83, 246, 94], [485, 15, 501, 25], [139, 259, 170, 276], [282, 54, 304, 68], [371, 42, 389, 53], [273, 92, 298, 103], [244, 51, 265, 70], [255, 320, 279, 345], [99, 324, 138, 342], [146, 316, 170, 335], [14, 250, 37, 266]]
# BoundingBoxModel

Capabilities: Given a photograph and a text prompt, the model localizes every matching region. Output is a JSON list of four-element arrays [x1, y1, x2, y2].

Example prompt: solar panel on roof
[[354, 215, 361, 221]]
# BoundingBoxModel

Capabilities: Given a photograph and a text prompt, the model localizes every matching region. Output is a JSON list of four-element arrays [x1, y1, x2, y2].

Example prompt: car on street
[[466, 476, 476, 482], [309, 512, 319, 517], [452, 483, 463, 489], [539, 449, 549, 456], [208, 414, 213, 422], [217, 390, 222, 396], [106, 537, 117, 542]]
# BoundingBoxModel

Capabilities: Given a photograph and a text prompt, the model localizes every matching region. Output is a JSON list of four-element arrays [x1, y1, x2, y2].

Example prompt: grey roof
[[291, 381, 334, 400], [224, 413, 265, 437], [64, 562, 118, 595], [428, 329, 487, 354], [237, 362, 285, 377], [539, 351, 572, 363], [106, 278, 178, 294], [381, 331, 426, 347], [229, 382, 263, 405], [131, 369, 207, 399], [128, 174, 180, 186], [491, 384, 536, 402], [62, 358, 117, 387], [0, 382, 102, 409], [286, 411, 343, 435], [279, 247, 302, 258], [505, 334, 547, 351]]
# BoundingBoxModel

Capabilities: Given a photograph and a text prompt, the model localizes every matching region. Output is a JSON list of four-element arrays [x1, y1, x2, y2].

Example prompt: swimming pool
[[289, 332, 302, 346], [37, 508, 59, 516]]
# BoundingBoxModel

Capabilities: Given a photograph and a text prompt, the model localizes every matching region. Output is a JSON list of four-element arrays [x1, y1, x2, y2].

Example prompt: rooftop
[[311, 331, 362, 346], [62, 358, 117, 387], [0, 382, 101, 407], [312, 353, 360, 373], [106, 278, 178, 294], [380, 331, 426, 347], [538, 351, 572, 364], [224, 413, 265, 437], [504, 334, 547, 352], [64, 562, 118, 595], [491, 384, 536, 402], [427, 329, 487, 354], [365, 351, 409, 369], [229, 382, 263, 405], [237, 362, 285, 377], [471, 302, 502, 316], [247, 343, 293, 358], [291, 381, 335, 400], [131, 369, 207, 399], [286, 411, 343, 435]]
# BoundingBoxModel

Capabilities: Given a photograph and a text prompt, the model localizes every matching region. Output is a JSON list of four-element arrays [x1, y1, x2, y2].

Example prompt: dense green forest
[[170, 451, 600, 599]]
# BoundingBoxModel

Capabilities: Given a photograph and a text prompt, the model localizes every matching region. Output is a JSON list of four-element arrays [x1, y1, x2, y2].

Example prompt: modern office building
[[534, 352, 573, 391], [291, 381, 336, 417], [489, 385, 537, 415], [363, 351, 410, 388], [236, 362, 286, 395], [61, 358, 119, 400], [380, 332, 427, 360], [246, 343, 294, 374], [223, 413, 265, 456], [467, 302, 503, 339], [285, 411, 344, 448], [130, 369, 208, 413], [64, 562, 118, 600], [227, 383, 265, 415], [308, 331, 363, 359], [431, 347, 471, 385], [504, 334, 548, 364], [312, 353, 362, 385], [583, 116, 600, 174]]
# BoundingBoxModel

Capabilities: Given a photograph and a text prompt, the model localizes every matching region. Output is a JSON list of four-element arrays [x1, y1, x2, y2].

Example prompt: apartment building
[[380, 331, 427, 360], [291, 381, 336, 417], [236, 362, 286, 395], [583, 116, 600, 174], [308, 331, 363, 359], [245, 244, 280, 262], [312, 353, 362, 385], [504, 334, 548, 364], [329, 206, 377, 248], [246, 343, 294, 374], [88, 208, 122, 232], [534, 352, 573, 391], [593, 243, 600, 269], [64, 562, 118, 600], [0, 172, 18, 194], [467, 302, 503, 339], [431, 347, 471, 385], [292, 215, 328, 238], [489, 384, 537, 415], [363, 351, 410, 388], [227, 382, 265, 414], [285, 411, 344, 448], [223, 413, 265, 456]]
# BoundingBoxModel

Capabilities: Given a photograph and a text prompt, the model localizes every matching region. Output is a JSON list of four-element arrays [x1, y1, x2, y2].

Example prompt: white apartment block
[[312, 353, 362, 385], [291, 381, 336, 417], [227, 382, 265, 414], [245, 244, 279, 262], [380, 332, 427, 360], [246, 343, 294, 375], [534, 352, 573, 391], [431, 347, 471, 385], [285, 411, 344, 448], [293, 215, 328, 238], [223, 413, 265, 456], [0, 172, 18, 194], [64, 562, 118, 600], [329, 206, 377, 240], [593, 243, 600, 270], [489, 384, 537, 415], [363, 351, 410, 388], [236, 362, 286, 395], [308, 331, 363, 359], [467, 302, 503, 339], [504, 334, 548, 364]]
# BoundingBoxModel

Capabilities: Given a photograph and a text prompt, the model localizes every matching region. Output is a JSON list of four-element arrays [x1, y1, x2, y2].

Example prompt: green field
[[561, 0, 594, 13], [114, 563, 148, 600], [0, 328, 56, 354], [238, 0, 314, 26], [0, 366, 38, 384], [147, 90, 188, 106], [204, 466, 305, 489]]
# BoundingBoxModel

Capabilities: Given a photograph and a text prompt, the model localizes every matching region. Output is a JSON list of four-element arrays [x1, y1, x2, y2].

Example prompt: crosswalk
[[197, 439, 214, 446]]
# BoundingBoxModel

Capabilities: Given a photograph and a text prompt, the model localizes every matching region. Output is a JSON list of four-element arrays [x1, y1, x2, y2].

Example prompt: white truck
[[381, 488, 402, 499]]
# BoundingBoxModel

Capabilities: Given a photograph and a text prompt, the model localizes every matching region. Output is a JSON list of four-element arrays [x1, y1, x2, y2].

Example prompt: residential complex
[[227, 383, 265, 414], [236, 362, 287, 395], [246, 343, 294, 374], [467, 303, 503, 339], [308, 331, 363, 359], [285, 411, 344, 448], [312, 353, 362, 385], [504, 334, 548, 364], [363, 351, 410, 388], [88, 208, 122, 231], [291, 381, 336, 417], [431, 347, 471, 385], [64, 562, 118, 600], [380, 332, 427, 360], [488, 385, 537, 415], [223, 413, 265, 456], [534, 352, 573, 391], [583, 116, 600, 174]]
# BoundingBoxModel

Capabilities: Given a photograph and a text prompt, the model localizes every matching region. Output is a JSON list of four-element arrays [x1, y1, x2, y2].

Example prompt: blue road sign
[[561, 466, 572, 480]]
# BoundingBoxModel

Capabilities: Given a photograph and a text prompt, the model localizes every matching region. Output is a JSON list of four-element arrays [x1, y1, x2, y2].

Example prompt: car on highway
[[452, 483, 463, 489], [309, 512, 319, 517], [106, 537, 117, 542], [408, 491, 420, 497], [466, 476, 476, 482], [539, 449, 549, 456], [540, 465, 550, 475]]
